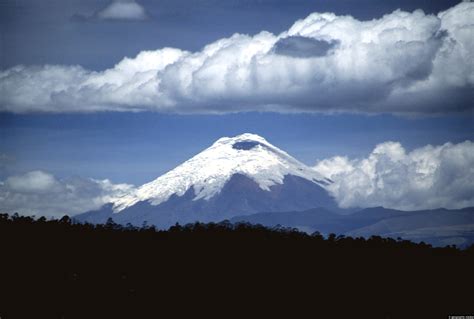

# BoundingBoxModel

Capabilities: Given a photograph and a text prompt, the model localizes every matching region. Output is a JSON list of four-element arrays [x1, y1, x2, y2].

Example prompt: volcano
[[76, 133, 336, 227]]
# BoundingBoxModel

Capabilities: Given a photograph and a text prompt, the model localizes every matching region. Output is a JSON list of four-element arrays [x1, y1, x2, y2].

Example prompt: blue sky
[[0, 0, 473, 216]]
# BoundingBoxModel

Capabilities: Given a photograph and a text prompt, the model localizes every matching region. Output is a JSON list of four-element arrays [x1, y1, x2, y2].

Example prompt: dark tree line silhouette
[[0, 213, 473, 318]]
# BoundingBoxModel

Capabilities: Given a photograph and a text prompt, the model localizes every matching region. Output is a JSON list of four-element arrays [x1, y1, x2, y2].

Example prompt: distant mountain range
[[231, 207, 474, 248], [75, 133, 474, 247]]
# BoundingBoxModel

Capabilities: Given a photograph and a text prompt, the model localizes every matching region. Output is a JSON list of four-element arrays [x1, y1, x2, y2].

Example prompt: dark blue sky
[[1, 0, 472, 185]]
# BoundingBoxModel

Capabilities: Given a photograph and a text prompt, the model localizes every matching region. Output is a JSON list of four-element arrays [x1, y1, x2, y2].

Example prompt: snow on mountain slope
[[112, 133, 331, 212]]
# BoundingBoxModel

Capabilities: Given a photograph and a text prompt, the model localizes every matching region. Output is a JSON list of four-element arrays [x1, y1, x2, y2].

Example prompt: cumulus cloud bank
[[1, 2, 473, 114], [0, 171, 134, 218], [313, 140, 474, 210]]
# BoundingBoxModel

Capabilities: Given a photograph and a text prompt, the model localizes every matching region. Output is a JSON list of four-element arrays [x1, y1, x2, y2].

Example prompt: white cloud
[[5, 171, 60, 193], [0, 171, 135, 218], [1, 2, 473, 114], [313, 140, 474, 210], [97, 0, 148, 20]]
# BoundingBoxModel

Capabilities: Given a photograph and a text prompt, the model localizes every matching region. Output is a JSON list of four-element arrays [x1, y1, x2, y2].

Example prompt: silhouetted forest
[[1, 213, 473, 318]]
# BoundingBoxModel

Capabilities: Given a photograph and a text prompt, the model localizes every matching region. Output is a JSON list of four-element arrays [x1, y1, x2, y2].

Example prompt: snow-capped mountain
[[76, 133, 336, 227], [114, 133, 331, 211]]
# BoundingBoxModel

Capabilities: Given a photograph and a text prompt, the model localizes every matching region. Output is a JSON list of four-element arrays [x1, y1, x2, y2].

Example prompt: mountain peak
[[212, 133, 269, 147], [112, 133, 329, 212]]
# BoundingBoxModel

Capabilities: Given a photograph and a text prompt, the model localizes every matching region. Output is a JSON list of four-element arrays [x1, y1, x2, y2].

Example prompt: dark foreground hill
[[1, 213, 473, 319]]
